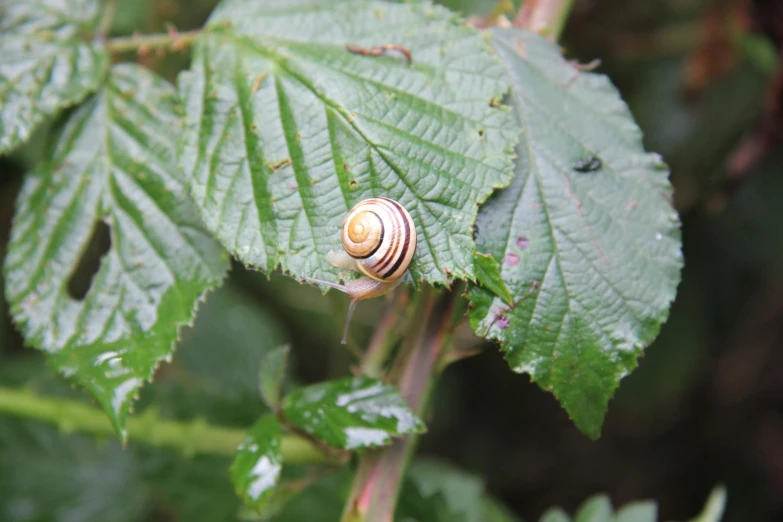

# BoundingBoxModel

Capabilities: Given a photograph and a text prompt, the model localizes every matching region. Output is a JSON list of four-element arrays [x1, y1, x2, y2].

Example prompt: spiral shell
[[341, 197, 416, 282]]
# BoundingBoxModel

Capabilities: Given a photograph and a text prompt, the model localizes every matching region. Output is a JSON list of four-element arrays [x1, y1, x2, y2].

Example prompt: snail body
[[301, 197, 417, 344]]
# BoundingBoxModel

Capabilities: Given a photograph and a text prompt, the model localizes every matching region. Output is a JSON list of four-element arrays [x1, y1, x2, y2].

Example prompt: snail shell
[[341, 197, 416, 282]]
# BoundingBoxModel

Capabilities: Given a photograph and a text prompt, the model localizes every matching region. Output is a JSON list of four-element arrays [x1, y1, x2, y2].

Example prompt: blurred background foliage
[[1, 0, 782, 520]]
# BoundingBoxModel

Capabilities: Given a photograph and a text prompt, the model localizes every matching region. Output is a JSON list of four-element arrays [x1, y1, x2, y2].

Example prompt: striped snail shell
[[341, 197, 416, 282]]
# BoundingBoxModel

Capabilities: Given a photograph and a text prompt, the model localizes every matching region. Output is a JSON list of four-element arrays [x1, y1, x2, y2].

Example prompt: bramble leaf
[[468, 29, 683, 438], [230, 414, 283, 511], [178, 0, 517, 286], [282, 376, 424, 449], [3, 64, 229, 437], [0, 0, 109, 154]]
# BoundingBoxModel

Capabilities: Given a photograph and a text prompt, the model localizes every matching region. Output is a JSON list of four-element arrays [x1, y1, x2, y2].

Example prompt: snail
[[301, 197, 417, 344]]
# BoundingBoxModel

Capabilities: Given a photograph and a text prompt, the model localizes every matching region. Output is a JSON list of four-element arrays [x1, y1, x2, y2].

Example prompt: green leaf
[[539, 508, 571, 522], [614, 502, 656, 522], [468, 29, 683, 438], [687, 486, 726, 522], [3, 63, 229, 438], [282, 376, 424, 449], [230, 414, 283, 511], [260, 344, 291, 409], [573, 495, 613, 522], [0, 0, 109, 154], [473, 251, 513, 305], [178, 0, 517, 286]]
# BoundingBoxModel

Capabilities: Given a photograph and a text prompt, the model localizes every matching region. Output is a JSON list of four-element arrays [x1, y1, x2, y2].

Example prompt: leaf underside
[[282, 376, 425, 449], [3, 64, 229, 437], [0, 0, 109, 154], [468, 29, 683, 438], [178, 0, 517, 286]]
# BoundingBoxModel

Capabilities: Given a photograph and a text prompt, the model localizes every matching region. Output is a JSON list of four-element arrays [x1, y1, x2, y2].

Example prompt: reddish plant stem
[[513, 0, 575, 41], [341, 287, 456, 522]]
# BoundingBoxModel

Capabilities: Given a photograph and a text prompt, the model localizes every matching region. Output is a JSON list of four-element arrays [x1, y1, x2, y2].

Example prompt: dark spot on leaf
[[349, 179, 359, 189], [472, 223, 479, 240], [250, 124, 257, 131], [477, 129, 485, 137], [268, 158, 292, 172], [573, 155, 602, 173], [496, 315, 510, 329], [343, 163, 349, 172], [505, 253, 520, 266], [516, 236, 529, 249], [68, 220, 111, 301], [489, 96, 502, 108], [386, 91, 396, 98]]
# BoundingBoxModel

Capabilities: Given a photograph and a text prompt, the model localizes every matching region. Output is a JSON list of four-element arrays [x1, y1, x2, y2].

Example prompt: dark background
[[1, 0, 782, 521]]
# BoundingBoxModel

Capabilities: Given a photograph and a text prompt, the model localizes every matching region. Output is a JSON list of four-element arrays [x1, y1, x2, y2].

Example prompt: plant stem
[[359, 289, 411, 378], [0, 386, 340, 464], [513, 0, 575, 41], [105, 29, 201, 55], [341, 287, 457, 522]]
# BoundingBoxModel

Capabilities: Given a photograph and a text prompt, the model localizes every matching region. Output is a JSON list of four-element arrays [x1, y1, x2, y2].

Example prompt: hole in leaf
[[67, 220, 111, 301]]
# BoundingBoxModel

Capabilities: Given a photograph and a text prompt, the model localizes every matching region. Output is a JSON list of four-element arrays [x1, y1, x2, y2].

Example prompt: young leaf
[[230, 414, 283, 511], [687, 486, 726, 522], [259, 344, 291, 409], [0, 0, 109, 154], [178, 0, 517, 286], [613, 502, 656, 522], [573, 495, 613, 522], [3, 64, 229, 438], [468, 29, 683, 438], [281, 376, 424, 449], [473, 251, 513, 305]]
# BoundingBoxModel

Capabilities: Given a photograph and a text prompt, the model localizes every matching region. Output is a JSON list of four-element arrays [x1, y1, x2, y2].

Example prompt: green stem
[[0, 387, 339, 464], [341, 287, 457, 522], [513, 0, 575, 41], [105, 29, 201, 55]]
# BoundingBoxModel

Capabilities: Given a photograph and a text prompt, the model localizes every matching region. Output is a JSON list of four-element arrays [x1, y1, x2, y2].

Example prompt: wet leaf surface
[[282, 376, 424, 449]]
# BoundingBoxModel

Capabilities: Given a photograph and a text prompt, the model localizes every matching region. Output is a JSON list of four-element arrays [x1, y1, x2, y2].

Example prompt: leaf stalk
[[105, 29, 201, 55]]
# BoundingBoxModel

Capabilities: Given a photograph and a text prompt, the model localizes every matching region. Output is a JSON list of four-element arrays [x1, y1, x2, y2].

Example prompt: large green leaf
[[0, 0, 109, 154], [282, 376, 424, 449], [230, 414, 283, 511], [3, 64, 229, 437], [468, 29, 682, 438], [178, 0, 516, 285]]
